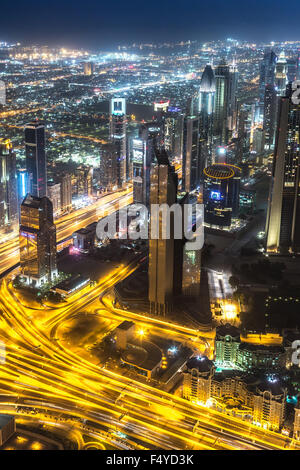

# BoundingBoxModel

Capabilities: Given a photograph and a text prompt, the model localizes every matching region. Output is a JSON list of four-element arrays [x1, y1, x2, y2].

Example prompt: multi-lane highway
[[0, 187, 132, 276], [0, 262, 297, 450]]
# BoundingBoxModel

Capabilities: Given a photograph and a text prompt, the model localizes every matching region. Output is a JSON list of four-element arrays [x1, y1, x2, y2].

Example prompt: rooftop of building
[[121, 340, 162, 372], [216, 323, 240, 340], [21, 194, 42, 208], [186, 355, 214, 373], [0, 414, 14, 428], [200, 64, 216, 93], [117, 320, 135, 331], [203, 164, 241, 180], [52, 274, 90, 294], [238, 342, 284, 353]]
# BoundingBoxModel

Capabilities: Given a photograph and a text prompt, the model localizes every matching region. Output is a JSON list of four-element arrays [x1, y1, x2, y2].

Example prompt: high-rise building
[[0, 139, 18, 231], [198, 65, 215, 165], [19, 194, 57, 287], [83, 61, 95, 76], [47, 182, 61, 217], [109, 98, 127, 187], [203, 164, 241, 229], [25, 121, 47, 198], [182, 116, 201, 192], [263, 84, 278, 150], [163, 108, 184, 159], [58, 173, 72, 213], [75, 166, 93, 198], [148, 150, 178, 315], [100, 143, 119, 191], [213, 61, 238, 145], [131, 137, 149, 205], [266, 85, 300, 253], [259, 50, 277, 120], [275, 51, 288, 97], [17, 169, 29, 207]]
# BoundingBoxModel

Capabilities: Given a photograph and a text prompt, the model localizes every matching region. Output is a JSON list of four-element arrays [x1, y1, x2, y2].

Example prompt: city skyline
[[1, 5, 300, 455]]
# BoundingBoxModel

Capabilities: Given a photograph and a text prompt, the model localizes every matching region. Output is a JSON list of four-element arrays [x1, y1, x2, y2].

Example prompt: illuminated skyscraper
[[266, 85, 300, 253], [19, 194, 57, 287], [263, 84, 277, 150], [0, 139, 18, 230], [83, 61, 94, 76], [109, 98, 127, 187], [58, 173, 72, 213], [100, 143, 119, 192], [163, 107, 184, 159], [182, 116, 200, 192], [275, 51, 288, 97], [259, 50, 277, 120], [213, 60, 238, 145], [131, 137, 149, 205], [25, 121, 47, 198], [198, 65, 215, 153], [148, 150, 178, 315]]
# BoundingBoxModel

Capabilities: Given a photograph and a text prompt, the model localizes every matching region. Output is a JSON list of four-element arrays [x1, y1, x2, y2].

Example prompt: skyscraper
[[148, 150, 178, 315], [109, 98, 127, 187], [259, 50, 277, 120], [275, 51, 288, 97], [131, 137, 149, 205], [199, 65, 215, 165], [163, 108, 184, 159], [213, 60, 238, 145], [182, 116, 200, 192], [0, 139, 18, 231], [266, 85, 300, 253], [263, 84, 277, 150], [58, 173, 72, 213], [19, 194, 57, 286], [100, 143, 119, 192], [25, 121, 47, 198]]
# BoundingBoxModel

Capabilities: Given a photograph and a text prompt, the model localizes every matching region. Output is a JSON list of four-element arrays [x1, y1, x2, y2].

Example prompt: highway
[[0, 262, 297, 450], [0, 187, 132, 276]]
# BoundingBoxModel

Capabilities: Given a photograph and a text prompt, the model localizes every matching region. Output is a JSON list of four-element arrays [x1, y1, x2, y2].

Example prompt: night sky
[[0, 0, 299, 49]]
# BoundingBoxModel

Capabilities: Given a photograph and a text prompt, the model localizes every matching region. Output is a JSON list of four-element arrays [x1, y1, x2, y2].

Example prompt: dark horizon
[[0, 0, 299, 50]]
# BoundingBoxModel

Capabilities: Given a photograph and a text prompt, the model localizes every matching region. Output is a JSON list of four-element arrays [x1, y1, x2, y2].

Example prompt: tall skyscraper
[[109, 98, 127, 187], [148, 150, 178, 315], [213, 60, 237, 145], [131, 137, 149, 205], [275, 51, 288, 97], [75, 166, 93, 198], [199, 65, 215, 165], [163, 107, 184, 159], [19, 194, 57, 286], [0, 139, 18, 230], [259, 50, 277, 120], [100, 143, 119, 191], [266, 85, 300, 253], [58, 173, 72, 213], [25, 121, 47, 198], [182, 115, 200, 192], [263, 84, 278, 150]]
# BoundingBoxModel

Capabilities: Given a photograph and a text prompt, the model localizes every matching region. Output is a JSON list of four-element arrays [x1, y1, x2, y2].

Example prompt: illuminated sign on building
[[111, 98, 126, 116], [210, 191, 222, 201]]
